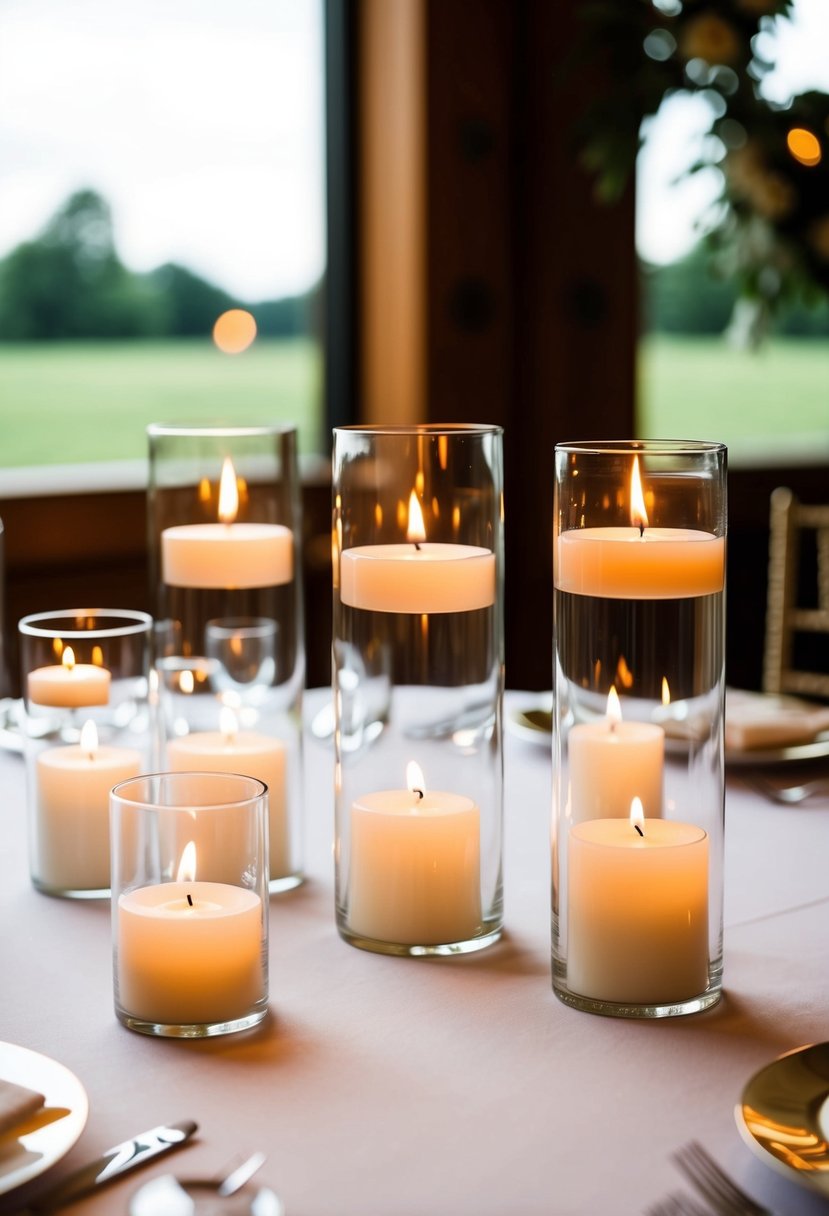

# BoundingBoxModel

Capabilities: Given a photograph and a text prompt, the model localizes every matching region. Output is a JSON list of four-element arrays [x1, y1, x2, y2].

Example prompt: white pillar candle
[[340, 490, 495, 613], [161, 456, 293, 589], [556, 456, 725, 599], [166, 710, 289, 879], [35, 721, 141, 890], [348, 762, 481, 945], [116, 880, 263, 1025], [28, 646, 111, 708], [567, 801, 708, 1006], [568, 688, 663, 822]]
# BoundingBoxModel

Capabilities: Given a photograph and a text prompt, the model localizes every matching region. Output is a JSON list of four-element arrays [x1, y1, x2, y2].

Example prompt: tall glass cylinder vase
[[332, 425, 504, 956], [147, 423, 304, 892], [552, 440, 726, 1017]]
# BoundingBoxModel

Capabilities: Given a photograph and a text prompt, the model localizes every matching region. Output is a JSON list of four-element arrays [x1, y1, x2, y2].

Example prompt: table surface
[[2, 689, 829, 1216]]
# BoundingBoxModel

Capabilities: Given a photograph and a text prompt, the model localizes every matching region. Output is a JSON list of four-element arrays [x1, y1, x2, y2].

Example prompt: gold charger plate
[[736, 1042, 829, 1196], [0, 1041, 88, 1196]]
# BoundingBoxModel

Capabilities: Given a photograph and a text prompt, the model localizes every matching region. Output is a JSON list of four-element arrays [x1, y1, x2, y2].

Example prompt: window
[[636, 0, 829, 466], [0, 0, 326, 467]]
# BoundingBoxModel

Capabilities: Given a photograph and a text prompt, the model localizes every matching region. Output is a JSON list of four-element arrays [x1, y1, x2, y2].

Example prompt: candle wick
[[638, 522, 644, 538], [414, 542, 421, 552], [634, 823, 644, 837], [186, 892, 193, 907], [413, 788, 424, 800]]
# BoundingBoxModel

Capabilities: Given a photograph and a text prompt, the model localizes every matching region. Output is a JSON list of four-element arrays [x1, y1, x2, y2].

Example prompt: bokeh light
[[787, 127, 822, 167], [212, 309, 257, 354]]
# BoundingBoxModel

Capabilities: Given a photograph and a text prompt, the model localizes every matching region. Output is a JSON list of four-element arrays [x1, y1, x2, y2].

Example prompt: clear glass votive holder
[[332, 424, 505, 956], [111, 771, 269, 1038], [552, 440, 727, 1018], [147, 423, 304, 892], [18, 609, 154, 899]]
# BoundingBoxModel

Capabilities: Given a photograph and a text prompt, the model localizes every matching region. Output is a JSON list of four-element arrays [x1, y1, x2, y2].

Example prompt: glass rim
[[555, 439, 726, 457], [19, 608, 153, 640], [147, 421, 297, 440], [334, 423, 503, 438], [110, 771, 267, 810]]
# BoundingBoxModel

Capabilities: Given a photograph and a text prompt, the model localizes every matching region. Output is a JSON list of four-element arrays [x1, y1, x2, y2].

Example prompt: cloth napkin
[[0, 1078, 46, 1136], [725, 689, 829, 752]]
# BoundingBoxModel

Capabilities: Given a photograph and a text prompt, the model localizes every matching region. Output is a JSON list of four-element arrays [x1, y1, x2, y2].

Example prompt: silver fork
[[673, 1141, 772, 1216], [750, 775, 829, 805]]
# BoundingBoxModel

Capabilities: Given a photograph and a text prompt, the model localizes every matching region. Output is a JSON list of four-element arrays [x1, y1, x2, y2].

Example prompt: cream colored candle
[[568, 688, 663, 822], [28, 646, 111, 708], [556, 455, 725, 599], [340, 490, 495, 613], [116, 879, 263, 1025], [567, 800, 709, 1006], [349, 763, 481, 945], [35, 720, 141, 891], [161, 456, 293, 589], [166, 709, 289, 879]]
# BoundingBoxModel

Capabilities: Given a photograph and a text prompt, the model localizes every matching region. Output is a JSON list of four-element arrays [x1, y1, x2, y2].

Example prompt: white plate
[[0, 1041, 88, 1196], [735, 1041, 829, 1197], [507, 703, 829, 768]]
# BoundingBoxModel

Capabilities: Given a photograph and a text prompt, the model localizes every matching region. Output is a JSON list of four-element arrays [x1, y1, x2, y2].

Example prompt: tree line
[[0, 188, 825, 341], [0, 189, 319, 342]]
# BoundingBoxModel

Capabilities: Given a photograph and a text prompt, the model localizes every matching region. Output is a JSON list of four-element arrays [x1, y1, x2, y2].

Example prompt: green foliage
[[0, 188, 316, 343]]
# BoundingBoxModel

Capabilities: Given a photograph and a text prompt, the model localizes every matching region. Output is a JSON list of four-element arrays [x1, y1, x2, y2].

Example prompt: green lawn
[[0, 335, 826, 468], [639, 335, 829, 459], [0, 338, 322, 466]]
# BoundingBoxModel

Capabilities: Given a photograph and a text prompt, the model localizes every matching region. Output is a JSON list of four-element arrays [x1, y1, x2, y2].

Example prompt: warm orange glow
[[177, 841, 198, 883], [198, 476, 212, 505], [787, 127, 821, 167], [62, 647, 76, 673], [630, 455, 649, 531], [615, 655, 634, 689], [407, 491, 426, 543], [374, 503, 384, 528], [438, 434, 448, 470], [662, 677, 671, 706], [212, 309, 257, 354], [80, 719, 98, 758], [179, 670, 195, 695], [218, 457, 239, 524], [606, 686, 622, 724], [629, 796, 645, 834], [91, 645, 104, 667], [52, 637, 64, 660], [406, 760, 426, 795]]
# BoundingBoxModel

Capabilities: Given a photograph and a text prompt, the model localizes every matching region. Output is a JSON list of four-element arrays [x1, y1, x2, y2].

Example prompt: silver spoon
[[752, 776, 829, 805]]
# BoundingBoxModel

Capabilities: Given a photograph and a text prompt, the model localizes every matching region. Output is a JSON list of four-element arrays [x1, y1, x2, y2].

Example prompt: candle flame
[[179, 670, 195, 695], [407, 492, 426, 544], [615, 655, 634, 690], [80, 719, 98, 759], [630, 455, 649, 533], [219, 705, 239, 741], [62, 647, 76, 673], [52, 637, 64, 660], [662, 677, 671, 706], [606, 686, 622, 724], [177, 840, 197, 883], [406, 760, 426, 796], [630, 796, 645, 835], [218, 456, 239, 524]]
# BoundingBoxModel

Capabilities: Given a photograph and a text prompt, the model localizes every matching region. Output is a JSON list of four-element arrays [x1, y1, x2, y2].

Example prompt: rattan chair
[[763, 486, 829, 699]]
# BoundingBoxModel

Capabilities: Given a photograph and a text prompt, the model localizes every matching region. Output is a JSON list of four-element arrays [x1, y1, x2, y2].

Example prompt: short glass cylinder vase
[[552, 440, 727, 1018], [147, 423, 304, 893], [111, 771, 269, 1038], [332, 424, 505, 956], [18, 609, 154, 898]]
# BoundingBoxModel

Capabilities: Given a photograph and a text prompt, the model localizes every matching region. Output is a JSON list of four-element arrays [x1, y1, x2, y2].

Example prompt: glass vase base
[[116, 1005, 268, 1039], [269, 872, 304, 895], [338, 919, 502, 957], [552, 980, 723, 1019], [32, 878, 109, 900]]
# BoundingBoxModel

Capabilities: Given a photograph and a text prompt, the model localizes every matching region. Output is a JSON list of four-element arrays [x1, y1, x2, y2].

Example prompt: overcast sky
[[0, 0, 825, 295], [0, 0, 325, 302]]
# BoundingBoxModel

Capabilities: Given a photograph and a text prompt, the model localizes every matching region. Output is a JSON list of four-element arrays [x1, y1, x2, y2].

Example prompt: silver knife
[[23, 1119, 198, 1213]]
